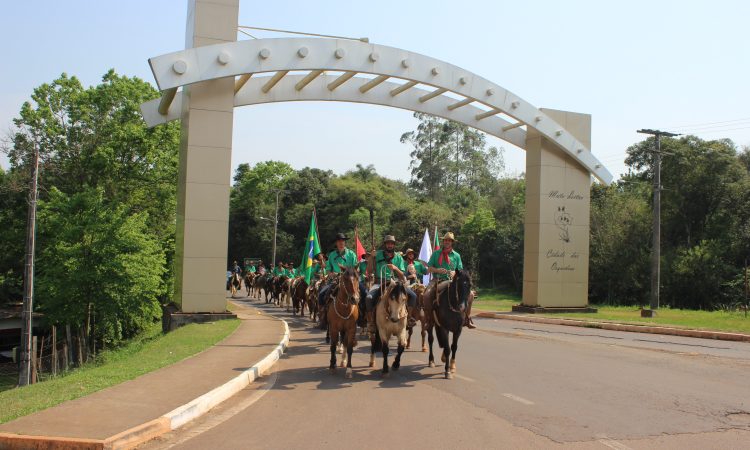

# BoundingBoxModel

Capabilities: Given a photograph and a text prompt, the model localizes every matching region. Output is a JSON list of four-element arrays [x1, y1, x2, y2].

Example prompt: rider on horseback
[[317, 233, 358, 329], [404, 248, 427, 286], [365, 235, 418, 336], [423, 232, 475, 329]]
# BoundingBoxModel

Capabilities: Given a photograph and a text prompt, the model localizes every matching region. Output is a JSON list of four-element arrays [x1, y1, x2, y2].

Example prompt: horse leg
[[339, 331, 346, 367], [392, 343, 404, 370], [438, 328, 452, 379], [329, 339, 337, 374], [421, 320, 428, 352], [369, 330, 377, 368], [427, 325, 436, 368], [406, 326, 413, 350], [450, 330, 460, 373], [381, 339, 390, 377], [345, 341, 354, 379]]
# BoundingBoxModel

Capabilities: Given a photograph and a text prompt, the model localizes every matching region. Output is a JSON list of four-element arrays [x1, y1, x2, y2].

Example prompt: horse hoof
[[382, 371, 390, 378], [429, 361, 436, 368], [368, 361, 375, 368], [450, 361, 456, 372], [441, 354, 446, 363], [392, 364, 400, 371], [445, 372, 453, 380], [421, 347, 428, 353], [345, 368, 353, 379], [329, 367, 336, 374], [340, 361, 345, 368]]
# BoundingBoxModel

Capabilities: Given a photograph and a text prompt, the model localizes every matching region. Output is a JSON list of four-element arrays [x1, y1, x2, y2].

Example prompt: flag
[[419, 228, 432, 285], [300, 211, 322, 284], [433, 226, 440, 251], [354, 227, 366, 261]]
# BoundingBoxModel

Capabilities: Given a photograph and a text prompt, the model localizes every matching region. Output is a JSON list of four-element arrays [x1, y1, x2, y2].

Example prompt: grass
[[472, 288, 750, 334], [0, 318, 240, 424], [545, 306, 750, 334]]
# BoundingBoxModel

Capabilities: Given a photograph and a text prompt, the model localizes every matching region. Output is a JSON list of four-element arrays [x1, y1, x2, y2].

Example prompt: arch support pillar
[[520, 108, 593, 311], [174, 0, 239, 313]]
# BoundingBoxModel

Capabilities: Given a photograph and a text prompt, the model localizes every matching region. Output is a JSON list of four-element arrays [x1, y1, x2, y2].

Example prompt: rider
[[258, 262, 266, 276], [365, 235, 418, 335], [317, 233, 358, 329], [232, 261, 242, 276], [272, 262, 285, 277], [245, 261, 257, 274], [404, 248, 427, 286], [423, 232, 475, 329]]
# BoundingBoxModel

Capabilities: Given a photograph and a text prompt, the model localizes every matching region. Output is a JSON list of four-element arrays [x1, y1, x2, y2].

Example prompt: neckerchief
[[438, 247, 452, 266]]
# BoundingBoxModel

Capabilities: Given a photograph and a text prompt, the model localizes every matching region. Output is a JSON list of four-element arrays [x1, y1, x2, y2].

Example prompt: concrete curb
[[0, 314, 290, 450], [476, 311, 750, 342]]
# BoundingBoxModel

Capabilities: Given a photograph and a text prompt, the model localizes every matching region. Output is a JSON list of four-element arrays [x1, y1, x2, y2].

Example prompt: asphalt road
[[142, 295, 750, 450]]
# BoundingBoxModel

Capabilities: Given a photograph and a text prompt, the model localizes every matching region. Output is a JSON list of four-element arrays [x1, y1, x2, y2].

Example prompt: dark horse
[[290, 278, 308, 316], [426, 270, 472, 379]]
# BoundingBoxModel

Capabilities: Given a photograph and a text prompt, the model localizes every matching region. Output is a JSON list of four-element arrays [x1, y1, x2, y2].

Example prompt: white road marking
[[502, 393, 535, 405], [597, 437, 632, 450], [151, 370, 279, 449], [453, 373, 475, 382]]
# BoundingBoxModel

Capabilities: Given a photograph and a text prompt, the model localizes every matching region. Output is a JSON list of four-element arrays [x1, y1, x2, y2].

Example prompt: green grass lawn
[[471, 288, 750, 334], [0, 318, 239, 424], [546, 306, 750, 334]]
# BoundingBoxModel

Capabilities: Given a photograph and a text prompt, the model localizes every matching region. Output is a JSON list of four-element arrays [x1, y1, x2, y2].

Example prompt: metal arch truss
[[140, 37, 612, 184]]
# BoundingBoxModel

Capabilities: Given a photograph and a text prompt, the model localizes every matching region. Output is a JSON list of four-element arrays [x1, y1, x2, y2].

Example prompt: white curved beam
[[143, 37, 612, 184]]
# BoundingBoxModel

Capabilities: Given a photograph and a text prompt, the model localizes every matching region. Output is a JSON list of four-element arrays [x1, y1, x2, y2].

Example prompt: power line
[[664, 117, 750, 130]]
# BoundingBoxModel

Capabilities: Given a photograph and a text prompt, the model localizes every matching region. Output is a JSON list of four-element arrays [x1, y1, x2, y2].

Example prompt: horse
[[229, 272, 242, 298], [280, 277, 293, 311], [290, 277, 308, 316], [271, 276, 285, 305], [406, 282, 428, 352], [244, 272, 256, 297], [370, 281, 409, 376], [326, 267, 360, 379], [425, 270, 473, 379], [254, 274, 272, 303], [306, 280, 320, 322]]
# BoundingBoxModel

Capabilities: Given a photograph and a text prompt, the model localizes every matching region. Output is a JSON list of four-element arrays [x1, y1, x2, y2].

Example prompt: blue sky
[[2, 0, 749, 182]]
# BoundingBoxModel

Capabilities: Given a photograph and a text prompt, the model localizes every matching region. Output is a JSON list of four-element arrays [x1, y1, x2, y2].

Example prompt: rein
[[332, 273, 357, 320]]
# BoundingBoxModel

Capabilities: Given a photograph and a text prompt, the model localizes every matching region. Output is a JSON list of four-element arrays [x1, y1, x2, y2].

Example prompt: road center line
[[502, 393, 535, 405]]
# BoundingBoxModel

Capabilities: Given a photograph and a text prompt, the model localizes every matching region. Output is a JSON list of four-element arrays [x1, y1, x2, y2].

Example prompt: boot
[[464, 315, 476, 329], [319, 304, 328, 330], [366, 312, 376, 337]]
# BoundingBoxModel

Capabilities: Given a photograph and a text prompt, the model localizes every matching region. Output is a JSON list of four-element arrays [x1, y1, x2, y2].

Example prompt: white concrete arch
[[140, 37, 612, 184]]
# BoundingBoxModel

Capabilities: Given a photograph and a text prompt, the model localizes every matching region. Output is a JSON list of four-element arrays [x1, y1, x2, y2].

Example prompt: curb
[[476, 311, 750, 343], [0, 313, 290, 450]]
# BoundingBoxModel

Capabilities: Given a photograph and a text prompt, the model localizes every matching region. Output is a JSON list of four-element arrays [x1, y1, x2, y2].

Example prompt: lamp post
[[259, 188, 285, 268]]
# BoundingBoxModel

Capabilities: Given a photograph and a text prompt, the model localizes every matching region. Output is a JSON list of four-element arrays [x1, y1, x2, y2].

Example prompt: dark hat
[[404, 248, 415, 256], [383, 235, 396, 243], [333, 232, 348, 242]]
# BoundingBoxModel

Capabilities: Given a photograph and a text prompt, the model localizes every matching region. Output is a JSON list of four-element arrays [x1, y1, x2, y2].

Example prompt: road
[[142, 295, 750, 450]]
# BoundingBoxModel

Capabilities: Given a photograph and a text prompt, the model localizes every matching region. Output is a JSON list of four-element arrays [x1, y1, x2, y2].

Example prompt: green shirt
[[246, 265, 256, 273], [325, 248, 358, 273], [358, 261, 368, 283], [272, 267, 285, 277], [407, 260, 427, 277], [312, 262, 325, 278], [373, 250, 405, 281], [428, 248, 463, 280]]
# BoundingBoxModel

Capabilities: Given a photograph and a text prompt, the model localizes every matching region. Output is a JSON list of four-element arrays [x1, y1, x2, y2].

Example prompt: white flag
[[419, 228, 432, 285]]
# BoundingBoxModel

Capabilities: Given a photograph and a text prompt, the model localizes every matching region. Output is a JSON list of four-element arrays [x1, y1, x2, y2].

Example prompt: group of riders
[[229, 230, 475, 334]]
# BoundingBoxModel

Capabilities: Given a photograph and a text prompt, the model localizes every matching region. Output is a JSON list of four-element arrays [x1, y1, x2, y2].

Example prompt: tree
[[36, 188, 165, 346]]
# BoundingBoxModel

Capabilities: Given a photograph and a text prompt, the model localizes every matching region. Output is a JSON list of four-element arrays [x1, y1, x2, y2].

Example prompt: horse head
[[449, 270, 472, 312], [385, 281, 408, 323], [337, 266, 360, 305]]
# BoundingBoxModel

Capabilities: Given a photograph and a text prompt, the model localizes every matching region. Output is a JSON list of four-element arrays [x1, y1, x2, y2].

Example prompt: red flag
[[355, 228, 366, 261]]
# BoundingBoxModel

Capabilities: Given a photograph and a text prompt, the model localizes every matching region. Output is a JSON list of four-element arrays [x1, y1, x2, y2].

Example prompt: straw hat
[[442, 232, 457, 242]]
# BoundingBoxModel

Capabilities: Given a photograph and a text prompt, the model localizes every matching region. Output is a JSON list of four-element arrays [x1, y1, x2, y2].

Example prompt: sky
[[1, 0, 749, 183]]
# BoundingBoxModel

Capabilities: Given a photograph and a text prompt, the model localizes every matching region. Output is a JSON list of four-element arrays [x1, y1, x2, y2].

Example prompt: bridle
[[384, 283, 407, 323], [332, 271, 358, 320]]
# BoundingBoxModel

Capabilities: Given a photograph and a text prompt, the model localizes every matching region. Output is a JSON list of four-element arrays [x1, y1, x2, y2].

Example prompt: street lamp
[[258, 188, 286, 268]]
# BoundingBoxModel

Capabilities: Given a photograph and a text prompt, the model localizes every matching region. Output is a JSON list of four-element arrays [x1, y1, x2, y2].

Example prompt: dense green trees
[[1, 71, 178, 346]]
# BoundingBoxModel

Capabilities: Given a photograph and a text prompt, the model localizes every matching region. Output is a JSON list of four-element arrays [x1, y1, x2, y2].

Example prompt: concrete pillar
[[174, 0, 239, 313], [521, 109, 592, 309]]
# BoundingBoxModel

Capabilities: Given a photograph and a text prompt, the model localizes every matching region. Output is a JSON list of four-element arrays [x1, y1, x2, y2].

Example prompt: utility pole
[[637, 129, 680, 317], [18, 143, 40, 386], [272, 189, 280, 267]]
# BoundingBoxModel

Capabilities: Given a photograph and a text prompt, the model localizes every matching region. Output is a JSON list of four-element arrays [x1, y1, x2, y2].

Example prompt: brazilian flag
[[299, 211, 322, 283]]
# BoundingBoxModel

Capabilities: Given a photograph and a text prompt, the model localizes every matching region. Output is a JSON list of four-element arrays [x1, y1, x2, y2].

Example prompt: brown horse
[[406, 283, 428, 352], [326, 267, 360, 378], [306, 279, 321, 322], [371, 281, 409, 376], [244, 272, 256, 296], [290, 277, 308, 316]]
